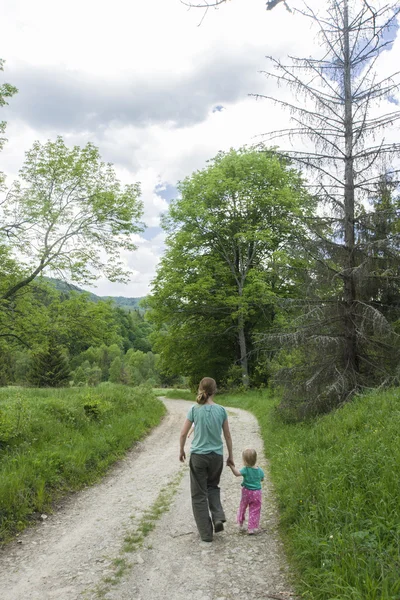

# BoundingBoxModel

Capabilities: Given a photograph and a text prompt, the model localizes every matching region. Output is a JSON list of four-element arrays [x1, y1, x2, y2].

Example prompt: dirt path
[[0, 399, 297, 600]]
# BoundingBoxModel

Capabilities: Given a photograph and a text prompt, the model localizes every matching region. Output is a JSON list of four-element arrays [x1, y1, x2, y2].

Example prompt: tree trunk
[[238, 311, 250, 388], [342, 0, 359, 388]]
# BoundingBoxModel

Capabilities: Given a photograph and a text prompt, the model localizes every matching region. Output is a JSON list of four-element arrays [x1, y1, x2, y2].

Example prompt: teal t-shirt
[[187, 403, 227, 455], [240, 466, 264, 490]]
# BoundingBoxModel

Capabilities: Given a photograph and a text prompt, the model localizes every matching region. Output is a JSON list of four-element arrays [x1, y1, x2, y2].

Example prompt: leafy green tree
[[0, 270, 53, 385], [49, 293, 122, 356], [70, 347, 100, 371], [149, 147, 312, 387], [0, 262, 55, 363], [11, 351, 31, 385], [29, 341, 71, 387], [0, 271, 155, 386], [69, 343, 119, 376], [96, 343, 122, 381], [155, 354, 185, 387], [1, 137, 143, 301], [71, 360, 102, 386], [129, 311, 153, 352], [72, 365, 87, 386], [0, 58, 17, 156], [108, 356, 129, 384], [0, 281, 129, 386], [86, 365, 103, 387], [113, 307, 153, 352], [109, 356, 124, 384], [124, 349, 158, 385]]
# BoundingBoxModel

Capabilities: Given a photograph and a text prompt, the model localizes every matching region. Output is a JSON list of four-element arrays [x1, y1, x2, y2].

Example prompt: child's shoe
[[237, 522, 245, 532], [247, 528, 259, 535]]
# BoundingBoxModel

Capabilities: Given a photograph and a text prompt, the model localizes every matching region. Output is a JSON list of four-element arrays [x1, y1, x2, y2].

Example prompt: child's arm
[[229, 465, 242, 477]]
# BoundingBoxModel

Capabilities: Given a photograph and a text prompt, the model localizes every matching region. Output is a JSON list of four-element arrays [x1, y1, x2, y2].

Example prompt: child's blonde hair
[[242, 448, 257, 467], [196, 377, 217, 405]]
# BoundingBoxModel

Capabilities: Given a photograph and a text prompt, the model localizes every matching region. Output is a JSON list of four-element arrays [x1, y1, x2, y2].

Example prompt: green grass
[[162, 386, 400, 600], [123, 468, 184, 552], [0, 383, 166, 543], [153, 388, 194, 401]]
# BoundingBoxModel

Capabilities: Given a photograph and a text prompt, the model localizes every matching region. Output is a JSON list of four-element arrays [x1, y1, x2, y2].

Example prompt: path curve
[[0, 398, 297, 600]]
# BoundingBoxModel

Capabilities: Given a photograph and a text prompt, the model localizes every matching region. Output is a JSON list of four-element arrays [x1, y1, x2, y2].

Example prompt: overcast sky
[[1, 0, 399, 297]]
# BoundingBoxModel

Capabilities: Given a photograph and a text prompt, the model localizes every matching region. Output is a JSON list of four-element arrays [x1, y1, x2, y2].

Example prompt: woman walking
[[179, 377, 235, 542]]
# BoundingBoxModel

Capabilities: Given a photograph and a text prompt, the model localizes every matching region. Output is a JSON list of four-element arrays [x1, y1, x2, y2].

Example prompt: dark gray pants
[[189, 452, 226, 541]]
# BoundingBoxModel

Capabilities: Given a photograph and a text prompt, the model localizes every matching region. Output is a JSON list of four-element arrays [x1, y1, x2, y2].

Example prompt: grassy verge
[[153, 388, 194, 401], [0, 383, 166, 543], [158, 386, 400, 599]]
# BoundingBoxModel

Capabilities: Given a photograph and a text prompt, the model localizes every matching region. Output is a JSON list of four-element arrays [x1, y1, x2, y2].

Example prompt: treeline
[[0, 279, 163, 388], [71, 345, 158, 387]]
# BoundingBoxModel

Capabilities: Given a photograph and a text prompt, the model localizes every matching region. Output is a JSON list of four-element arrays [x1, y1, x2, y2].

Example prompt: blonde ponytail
[[196, 377, 217, 404], [196, 390, 209, 405]]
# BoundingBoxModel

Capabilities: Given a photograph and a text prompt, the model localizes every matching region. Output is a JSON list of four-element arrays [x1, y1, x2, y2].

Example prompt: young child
[[229, 448, 264, 534]]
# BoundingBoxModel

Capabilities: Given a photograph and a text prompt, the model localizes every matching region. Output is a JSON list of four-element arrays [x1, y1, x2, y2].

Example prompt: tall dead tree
[[257, 0, 400, 413]]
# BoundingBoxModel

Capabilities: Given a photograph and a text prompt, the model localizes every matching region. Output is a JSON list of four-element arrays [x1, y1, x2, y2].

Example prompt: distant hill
[[42, 277, 144, 311]]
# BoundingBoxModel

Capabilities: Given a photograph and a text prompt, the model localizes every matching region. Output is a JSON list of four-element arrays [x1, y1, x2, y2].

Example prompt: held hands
[[226, 456, 235, 468], [179, 450, 186, 463]]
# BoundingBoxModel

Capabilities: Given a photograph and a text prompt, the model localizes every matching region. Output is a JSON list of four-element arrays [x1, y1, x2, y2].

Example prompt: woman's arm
[[222, 419, 235, 467], [179, 418, 192, 462]]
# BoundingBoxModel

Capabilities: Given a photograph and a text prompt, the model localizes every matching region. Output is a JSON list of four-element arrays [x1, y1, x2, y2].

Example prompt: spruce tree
[[30, 341, 71, 387], [357, 174, 400, 325]]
